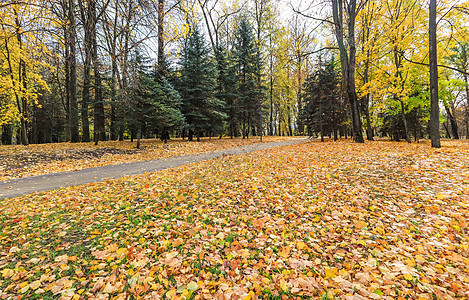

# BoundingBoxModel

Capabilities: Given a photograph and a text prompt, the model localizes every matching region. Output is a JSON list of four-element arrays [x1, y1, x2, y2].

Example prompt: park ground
[[0, 138, 468, 299]]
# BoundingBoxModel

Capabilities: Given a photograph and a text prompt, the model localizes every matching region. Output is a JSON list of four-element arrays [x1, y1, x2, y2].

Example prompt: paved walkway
[[0, 138, 309, 198]]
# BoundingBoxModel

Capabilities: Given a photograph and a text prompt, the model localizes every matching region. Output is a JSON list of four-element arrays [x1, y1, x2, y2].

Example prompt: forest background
[[1, 0, 469, 147]]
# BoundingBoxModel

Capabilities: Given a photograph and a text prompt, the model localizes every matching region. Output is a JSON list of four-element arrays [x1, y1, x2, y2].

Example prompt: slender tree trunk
[[297, 55, 304, 135], [269, 37, 274, 136], [69, 0, 79, 142], [136, 126, 141, 149], [13, 9, 29, 145], [429, 0, 441, 147], [443, 121, 451, 138], [1, 125, 13, 145], [269, 77, 273, 136], [93, 33, 105, 142], [157, 0, 165, 74], [319, 98, 324, 142], [464, 74, 469, 139], [64, 13, 71, 142], [399, 99, 411, 143], [393, 48, 410, 143], [444, 105, 459, 139], [81, 5, 92, 142], [362, 58, 373, 140]]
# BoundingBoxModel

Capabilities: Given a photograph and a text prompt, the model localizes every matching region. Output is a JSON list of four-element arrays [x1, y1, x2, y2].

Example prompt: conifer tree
[[127, 51, 184, 147], [178, 25, 226, 141], [232, 19, 264, 138], [301, 59, 347, 141], [215, 45, 237, 138]]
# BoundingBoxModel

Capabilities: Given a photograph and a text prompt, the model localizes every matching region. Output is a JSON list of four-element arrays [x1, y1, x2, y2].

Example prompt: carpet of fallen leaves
[[1, 139, 469, 300], [0, 137, 291, 181]]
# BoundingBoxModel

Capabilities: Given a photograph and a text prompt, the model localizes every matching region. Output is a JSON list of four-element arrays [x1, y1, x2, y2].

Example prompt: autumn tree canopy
[[0, 0, 468, 145]]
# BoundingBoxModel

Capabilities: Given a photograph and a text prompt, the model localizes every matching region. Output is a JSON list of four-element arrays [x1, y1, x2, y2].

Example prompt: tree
[[67, 0, 79, 142], [178, 25, 225, 141], [301, 58, 347, 141], [429, 0, 440, 147], [215, 45, 237, 138], [447, 42, 469, 138], [232, 18, 264, 138], [0, 0, 51, 145], [331, 0, 365, 143]]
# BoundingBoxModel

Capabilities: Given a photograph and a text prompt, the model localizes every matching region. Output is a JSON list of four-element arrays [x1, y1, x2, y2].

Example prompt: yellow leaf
[[297, 241, 307, 251], [187, 281, 198, 291], [355, 221, 366, 229], [239, 249, 250, 258], [403, 273, 413, 281], [405, 258, 415, 267], [116, 248, 127, 257], [1, 269, 14, 279], [325, 267, 338, 279], [279, 280, 288, 291], [415, 255, 425, 262]]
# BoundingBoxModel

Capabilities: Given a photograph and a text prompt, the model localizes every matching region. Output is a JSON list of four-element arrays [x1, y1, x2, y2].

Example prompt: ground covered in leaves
[[0, 139, 468, 299], [0, 137, 290, 181]]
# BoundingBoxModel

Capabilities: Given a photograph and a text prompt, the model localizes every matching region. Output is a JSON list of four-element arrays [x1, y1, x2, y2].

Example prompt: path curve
[[0, 138, 309, 198]]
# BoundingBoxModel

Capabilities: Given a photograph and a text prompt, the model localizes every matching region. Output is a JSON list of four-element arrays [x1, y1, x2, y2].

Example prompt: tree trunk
[[157, 0, 165, 75], [319, 97, 324, 142], [68, 0, 79, 142], [93, 42, 105, 142], [464, 74, 469, 139], [443, 105, 459, 139], [81, 6, 92, 142], [399, 99, 411, 143], [268, 34, 274, 136], [64, 11, 71, 142], [362, 94, 373, 141], [136, 126, 141, 149], [332, 0, 364, 143], [429, 0, 441, 147], [13, 9, 29, 145], [443, 121, 451, 138], [1, 124, 13, 145]]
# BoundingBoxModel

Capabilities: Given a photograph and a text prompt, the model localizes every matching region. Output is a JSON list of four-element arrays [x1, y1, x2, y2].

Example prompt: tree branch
[[402, 54, 469, 75], [291, 6, 334, 25]]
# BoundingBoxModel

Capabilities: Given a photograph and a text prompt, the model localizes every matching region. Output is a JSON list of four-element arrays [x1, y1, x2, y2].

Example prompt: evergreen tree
[[300, 59, 347, 141], [232, 19, 264, 138], [127, 51, 184, 147], [178, 25, 226, 141], [144, 74, 185, 143], [215, 45, 238, 138]]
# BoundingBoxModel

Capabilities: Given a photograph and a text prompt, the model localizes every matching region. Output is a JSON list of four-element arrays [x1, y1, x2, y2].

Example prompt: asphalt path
[[0, 138, 309, 198]]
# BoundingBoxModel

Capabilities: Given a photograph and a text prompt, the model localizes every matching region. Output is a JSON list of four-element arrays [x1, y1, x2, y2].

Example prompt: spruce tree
[[300, 58, 347, 141], [232, 19, 264, 138], [215, 45, 237, 138], [127, 51, 184, 146], [178, 25, 226, 141], [144, 74, 185, 143]]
